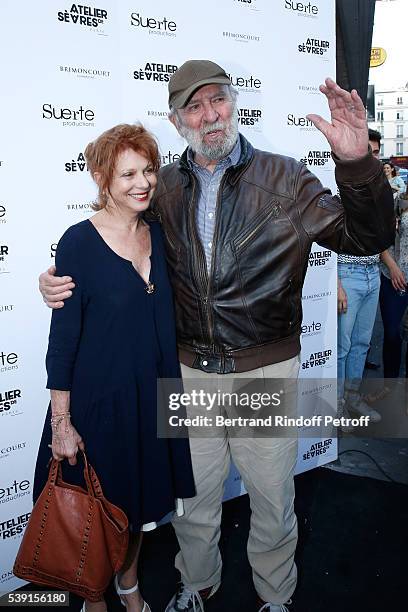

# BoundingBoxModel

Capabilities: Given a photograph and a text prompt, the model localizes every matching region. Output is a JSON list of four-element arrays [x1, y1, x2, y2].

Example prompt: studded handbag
[[13, 452, 129, 602]]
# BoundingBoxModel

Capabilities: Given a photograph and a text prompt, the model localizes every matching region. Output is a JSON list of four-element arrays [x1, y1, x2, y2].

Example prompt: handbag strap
[[80, 450, 105, 499], [87, 464, 104, 499], [48, 459, 60, 486], [47, 451, 104, 499]]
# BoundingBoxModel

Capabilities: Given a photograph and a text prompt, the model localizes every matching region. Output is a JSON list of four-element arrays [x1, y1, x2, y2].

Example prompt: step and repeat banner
[[0, 0, 336, 591]]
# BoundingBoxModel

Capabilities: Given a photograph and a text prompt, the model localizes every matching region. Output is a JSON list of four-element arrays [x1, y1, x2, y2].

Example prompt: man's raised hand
[[307, 78, 368, 161]]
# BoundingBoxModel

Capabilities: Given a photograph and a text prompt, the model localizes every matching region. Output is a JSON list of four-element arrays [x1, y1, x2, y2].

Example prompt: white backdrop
[[0, 0, 337, 592]]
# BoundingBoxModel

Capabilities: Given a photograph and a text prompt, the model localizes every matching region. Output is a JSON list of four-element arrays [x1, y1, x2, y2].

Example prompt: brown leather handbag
[[13, 452, 129, 602]]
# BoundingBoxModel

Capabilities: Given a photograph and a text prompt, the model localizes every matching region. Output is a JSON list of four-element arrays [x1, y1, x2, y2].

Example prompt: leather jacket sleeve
[[295, 151, 395, 255]]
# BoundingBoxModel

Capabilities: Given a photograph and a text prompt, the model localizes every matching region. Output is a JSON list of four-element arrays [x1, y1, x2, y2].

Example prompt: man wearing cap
[[40, 60, 394, 611]]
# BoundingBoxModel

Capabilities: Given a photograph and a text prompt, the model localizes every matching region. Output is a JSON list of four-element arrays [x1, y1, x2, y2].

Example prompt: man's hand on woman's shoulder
[[39, 265, 75, 309]]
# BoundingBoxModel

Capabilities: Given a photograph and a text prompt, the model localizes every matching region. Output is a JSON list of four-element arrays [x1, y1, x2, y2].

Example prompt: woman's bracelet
[[50, 412, 71, 434]]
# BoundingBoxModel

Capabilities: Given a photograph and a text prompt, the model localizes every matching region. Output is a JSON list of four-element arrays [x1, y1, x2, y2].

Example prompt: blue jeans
[[379, 273, 408, 377], [337, 263, 380, 399]]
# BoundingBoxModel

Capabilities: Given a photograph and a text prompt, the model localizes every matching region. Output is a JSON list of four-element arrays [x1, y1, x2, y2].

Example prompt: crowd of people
[[337, 128, 408, 422], [27, 59, 396, 612]]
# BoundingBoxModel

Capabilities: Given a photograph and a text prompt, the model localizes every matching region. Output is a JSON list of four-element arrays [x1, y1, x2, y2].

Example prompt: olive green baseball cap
[[168, 60, 231, 109]]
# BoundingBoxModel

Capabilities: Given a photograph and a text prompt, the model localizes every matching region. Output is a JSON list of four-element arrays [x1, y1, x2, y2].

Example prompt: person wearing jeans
[[337, 256, 382, 425], [336, 130, 384, 425]]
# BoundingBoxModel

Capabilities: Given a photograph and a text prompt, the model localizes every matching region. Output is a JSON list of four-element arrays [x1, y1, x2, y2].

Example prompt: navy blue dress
[[34, 219, 195, 530]]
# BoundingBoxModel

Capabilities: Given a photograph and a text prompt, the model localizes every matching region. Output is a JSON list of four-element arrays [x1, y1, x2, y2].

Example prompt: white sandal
[[114, 575, 151, 611]]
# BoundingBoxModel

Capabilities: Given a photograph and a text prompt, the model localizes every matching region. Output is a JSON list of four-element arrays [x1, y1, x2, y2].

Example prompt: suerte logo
[[238, 108, 262, 126], [0, 204, 5, 224], [161, 151, 181, 165], [0, 351, 18, 373], [228, 73, 261, 90], [0, 479, 30, 504], [133, 62, 178, 83], [65, 152, 88, 172], [59, 65, 111, 79], [57, 4, 108, 28], [300, 150, 332, 167], [302, 349, 332, 370], [130, 12, 177, 37], [42, 104, 95, 127], [285, 1, 319, 16], [298, 38, 330, 55], [308, 250, 332, 266], [0, 512, 31, 539], [0, 389, 22, 415], [287, 113, 316, 130], [301, 320, 322, 335]]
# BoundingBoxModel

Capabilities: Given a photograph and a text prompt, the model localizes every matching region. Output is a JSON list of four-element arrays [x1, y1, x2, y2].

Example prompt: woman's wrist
[[51, 412, 72, 436]]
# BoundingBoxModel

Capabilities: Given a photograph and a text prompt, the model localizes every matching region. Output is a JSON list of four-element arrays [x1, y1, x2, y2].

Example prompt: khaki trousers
[[172, 356, 300, 604]]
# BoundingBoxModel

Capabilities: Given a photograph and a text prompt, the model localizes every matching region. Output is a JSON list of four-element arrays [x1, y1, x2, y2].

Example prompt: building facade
[[368, 85, 408, 159]]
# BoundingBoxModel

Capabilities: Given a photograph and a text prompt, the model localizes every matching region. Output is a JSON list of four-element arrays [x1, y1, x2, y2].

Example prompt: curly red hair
[[84, 123, 160, 210]]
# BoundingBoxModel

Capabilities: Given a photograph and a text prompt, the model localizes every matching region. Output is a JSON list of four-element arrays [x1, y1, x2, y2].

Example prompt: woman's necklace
[[100, 210, 156, 294], [145, 280, 155, 294]]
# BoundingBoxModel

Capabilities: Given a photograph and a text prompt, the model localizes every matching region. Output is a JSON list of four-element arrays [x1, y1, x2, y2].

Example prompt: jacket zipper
[[187, 177, 212, 346], [206, 173, 230, 348], [288, 279, 296, 327], [236, 205, 279, 251]]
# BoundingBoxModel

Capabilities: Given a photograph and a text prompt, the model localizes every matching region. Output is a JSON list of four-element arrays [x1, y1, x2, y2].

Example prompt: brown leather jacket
[[152, 134, 394, 374]]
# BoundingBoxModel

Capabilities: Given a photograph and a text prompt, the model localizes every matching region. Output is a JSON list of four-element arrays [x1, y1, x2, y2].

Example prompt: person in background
[[337, 129, 384, 428], [384, 161, 406, 197], [33, 124, 195, 612]]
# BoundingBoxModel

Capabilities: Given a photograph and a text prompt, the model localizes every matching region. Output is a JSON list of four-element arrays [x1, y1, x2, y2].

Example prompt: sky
[[369, 0, 408, 92]]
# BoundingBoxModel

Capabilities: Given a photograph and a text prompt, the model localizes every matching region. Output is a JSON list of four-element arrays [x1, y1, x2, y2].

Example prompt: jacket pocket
[[232, 201, 281, 254]]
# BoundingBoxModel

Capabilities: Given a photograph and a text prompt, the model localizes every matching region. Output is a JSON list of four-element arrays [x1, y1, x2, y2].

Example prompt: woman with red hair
[[33, 124, 195, 612]]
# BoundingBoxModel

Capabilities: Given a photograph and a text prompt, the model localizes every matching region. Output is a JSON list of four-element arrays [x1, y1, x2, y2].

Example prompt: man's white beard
[[177, 104, 239, 161]]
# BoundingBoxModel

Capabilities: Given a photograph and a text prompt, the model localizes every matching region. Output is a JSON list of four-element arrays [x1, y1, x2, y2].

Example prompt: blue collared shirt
[[187, 138, 241, 269]]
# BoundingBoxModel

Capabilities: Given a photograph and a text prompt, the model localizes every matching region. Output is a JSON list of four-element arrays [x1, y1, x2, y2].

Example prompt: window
[[397, 142, 403, 155], [377, 111, 384, 121], [397, 124, 404, 138], [380, 144, 384, 157], [397, 111, 404, 120], [397, 96, 403, 105], [378, 98, 384, 106], [379, 126, 384, 137]]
